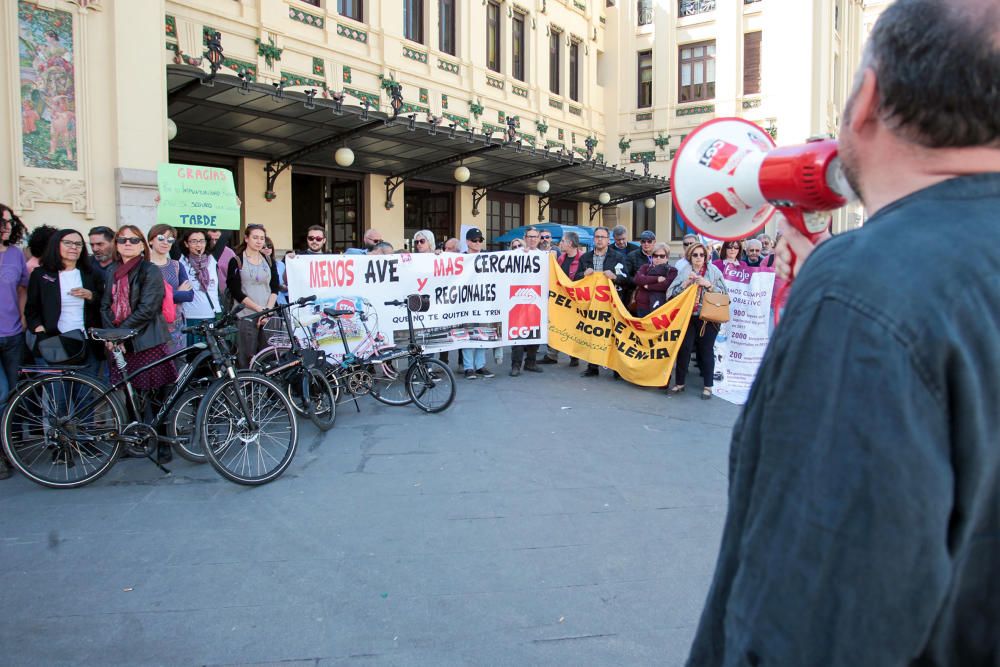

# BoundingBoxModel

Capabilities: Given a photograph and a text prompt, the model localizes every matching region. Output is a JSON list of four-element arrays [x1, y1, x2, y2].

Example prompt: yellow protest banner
[[546, 255, 697, 386]]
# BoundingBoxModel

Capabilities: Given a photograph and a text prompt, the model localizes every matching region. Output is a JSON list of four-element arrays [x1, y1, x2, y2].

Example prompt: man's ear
[[848, 68, 880, 135]]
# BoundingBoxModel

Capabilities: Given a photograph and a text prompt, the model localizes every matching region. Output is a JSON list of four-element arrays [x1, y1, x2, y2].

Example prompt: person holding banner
[[667, 241, 727, 399], [413, 229, 436, 254], [717, 240, 745, 268], [460, 228, 494, 380], [510, 226, 545, 377], [633, 243, 677, 318], [178, 229, 222, 344], [226, 224, 280, 368]]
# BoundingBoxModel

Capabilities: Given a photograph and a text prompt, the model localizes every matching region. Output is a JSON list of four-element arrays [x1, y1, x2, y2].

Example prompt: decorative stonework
[[401, 102, 429, 115], [441, 93, 449, 109], [742, 97, 762, 109], [165, 15, 176, 39], [282, 72, 326, 89], [469, 100, 484, 119], [635, 112, 652, 121], [68, 0, 104, 10], [535, 119, 548, 135], [342, 65, 352, 84], [669, 148, 678, 159], [518, 133, 536, 144], [312, 57, 325, 78], [438, 59, 459, 75], [223, 57, 257, 81], [486, 75, 504, 90], [337, 23, 368, 43], [677, 104, 715, 116], [512, 86, 529, 98], [255, 36, 284, 68], [569, 105, 582, 116], [419, 87, 428, 104], [573, 0, 586, 11], [20, 177, 88, 214], [403, 46, 428, 63], [618, 137, 631, 153], [343, 87, 378, 107], [482, 122, 504, 136], [498, 110, 506, 123], [630, 151, 655, 163], [202, 25, 217, 46], [557, 128, 564, 140], [654, 133, 671, 149], [548, 97, 563, 110], [546, 139, 564, 149], [444, 113, 470, 129], [289, 6, 325, 28]]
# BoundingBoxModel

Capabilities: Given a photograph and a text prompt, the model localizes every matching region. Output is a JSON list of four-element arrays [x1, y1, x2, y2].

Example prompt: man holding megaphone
[[684, 1, 1000, 665]]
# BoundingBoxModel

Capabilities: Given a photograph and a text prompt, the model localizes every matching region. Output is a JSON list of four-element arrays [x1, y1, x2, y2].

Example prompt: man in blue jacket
[[688, 1, 1000, 664]]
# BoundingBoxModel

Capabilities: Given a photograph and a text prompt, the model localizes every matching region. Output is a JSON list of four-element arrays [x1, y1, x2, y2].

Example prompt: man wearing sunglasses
[[537, 231, 556, 253]]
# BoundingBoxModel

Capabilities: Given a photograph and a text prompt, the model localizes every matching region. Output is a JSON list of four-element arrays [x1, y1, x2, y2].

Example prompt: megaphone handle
[[773, 208, 828, 325]]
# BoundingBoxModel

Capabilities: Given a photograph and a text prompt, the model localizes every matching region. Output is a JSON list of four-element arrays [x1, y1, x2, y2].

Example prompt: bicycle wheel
[[369, 357, 414, 406], [405, 357, 456, 413], [166, 387, 214, 463], [1, 374, 125, 489], [249, 344, 289, 373], [304, 367, 337, 431], [197, 372, 298, 485]]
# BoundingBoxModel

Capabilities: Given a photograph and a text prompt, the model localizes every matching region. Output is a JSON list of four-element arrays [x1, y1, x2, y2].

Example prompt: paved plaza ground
[[0, 360, 740, 666]]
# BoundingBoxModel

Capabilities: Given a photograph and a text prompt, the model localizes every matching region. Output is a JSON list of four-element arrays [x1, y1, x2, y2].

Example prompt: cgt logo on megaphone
[[696, 188, 752, 225], [698, 139, 750, 176]]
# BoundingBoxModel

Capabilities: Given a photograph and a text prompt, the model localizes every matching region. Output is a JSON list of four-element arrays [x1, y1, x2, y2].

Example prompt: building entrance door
[[404, 184, 453, 250], [291, 173, 362, 252]]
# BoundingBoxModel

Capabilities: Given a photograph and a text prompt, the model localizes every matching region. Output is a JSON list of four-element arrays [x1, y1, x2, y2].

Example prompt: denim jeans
[[462, 348, 486, 371], [0, 332, 25, 413]]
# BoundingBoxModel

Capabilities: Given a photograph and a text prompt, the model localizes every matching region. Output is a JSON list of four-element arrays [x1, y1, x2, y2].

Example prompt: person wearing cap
[[622, 230, 658, 310], [460, 228, 494, 380]]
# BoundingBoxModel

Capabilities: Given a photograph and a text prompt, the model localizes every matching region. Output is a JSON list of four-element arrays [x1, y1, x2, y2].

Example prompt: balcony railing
[[638, 0, 653, 25], [679, 0, 716, 17]]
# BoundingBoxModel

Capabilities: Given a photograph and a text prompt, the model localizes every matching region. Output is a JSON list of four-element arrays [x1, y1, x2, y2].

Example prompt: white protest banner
[[285, 251, 549, 360], [712, 263, 775, 405]]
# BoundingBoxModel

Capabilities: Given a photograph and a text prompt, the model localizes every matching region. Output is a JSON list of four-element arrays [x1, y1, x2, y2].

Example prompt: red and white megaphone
[[671, 117, 856, 315]]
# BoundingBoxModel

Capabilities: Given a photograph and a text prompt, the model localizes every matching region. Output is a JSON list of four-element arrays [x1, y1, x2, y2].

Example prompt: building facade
[[1, 0, 888, 251]]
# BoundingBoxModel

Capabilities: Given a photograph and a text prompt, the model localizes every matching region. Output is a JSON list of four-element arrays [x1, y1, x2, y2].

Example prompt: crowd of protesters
[[0, 200, 775, 477]]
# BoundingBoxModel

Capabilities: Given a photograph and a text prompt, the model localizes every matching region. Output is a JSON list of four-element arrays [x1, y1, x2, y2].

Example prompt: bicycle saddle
[[323, 307, 355, 317], [89, 327, 138, 343]]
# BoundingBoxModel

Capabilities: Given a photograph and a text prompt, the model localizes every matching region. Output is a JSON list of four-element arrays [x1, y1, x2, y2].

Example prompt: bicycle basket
[[407, 294, 431, 313], [261, 315, 291, 347]]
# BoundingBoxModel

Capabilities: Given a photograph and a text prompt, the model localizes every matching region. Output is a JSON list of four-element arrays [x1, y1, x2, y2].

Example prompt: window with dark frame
[[633, 200, 654, 237], [637, 50, 652, 108], [743, 32, 761, 95], [487, 1, 501, 73], [512, 12, 526, 81], [549, 200, 578, 225], [404, 0, 424, 44], [549, 29, 562, 95], [569, 41, 580, 102], [485, 192, 524, 251], [338, 0, 362, 22], [439, 0, 455, 55], [678, 40, 716, 103]]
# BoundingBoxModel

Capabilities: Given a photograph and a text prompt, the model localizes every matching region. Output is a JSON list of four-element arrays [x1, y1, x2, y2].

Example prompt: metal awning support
[[605, 186, 672, 207], [263, 120, 383, 199], [539, 176, 636, 221], [383, 142, 501, 209], [470, 159, 579, 216]]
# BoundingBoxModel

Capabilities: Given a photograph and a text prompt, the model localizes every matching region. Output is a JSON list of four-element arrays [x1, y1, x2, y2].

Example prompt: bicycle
[[241, 295, 337, 431], [379, 295, 457, 413], [1, 310, 298, 488], [251, 297, 410, 411]]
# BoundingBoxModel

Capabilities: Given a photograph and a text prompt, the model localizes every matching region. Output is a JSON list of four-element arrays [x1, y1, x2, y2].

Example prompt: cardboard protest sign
[[546, 255, 697, 386], [285, 251, 550, 359], [156, 163, 241, 230]]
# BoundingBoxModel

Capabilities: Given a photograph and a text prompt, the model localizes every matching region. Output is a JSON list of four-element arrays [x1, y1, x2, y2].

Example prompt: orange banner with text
[[547, 255, 697, 386]]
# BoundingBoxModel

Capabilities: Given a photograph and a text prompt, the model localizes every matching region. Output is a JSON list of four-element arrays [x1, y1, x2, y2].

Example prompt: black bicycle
[[243, 295, 337, 431], [380, 295, 457, 413], [1, 310, 298, 488]]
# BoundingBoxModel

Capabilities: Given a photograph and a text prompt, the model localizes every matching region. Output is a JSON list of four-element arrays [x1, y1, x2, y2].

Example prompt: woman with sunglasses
[[100, 225, 177, 398], [717, 239, 746, 268], [23, 228, 104, 378], [633, 243, 677, 317], [227, 223, 280, 368], [147, 224, 193, 354], [178, 229, 222, 343], [667, 241, 728, 399], [413, 229, 436, 254]]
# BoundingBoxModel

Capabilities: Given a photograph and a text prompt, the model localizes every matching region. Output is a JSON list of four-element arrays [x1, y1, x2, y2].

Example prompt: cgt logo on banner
[[546, 255, 697, 386], [285, 250, 550, 357]]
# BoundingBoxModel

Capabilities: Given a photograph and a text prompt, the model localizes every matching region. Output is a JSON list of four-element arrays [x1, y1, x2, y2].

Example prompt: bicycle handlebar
[[242, 294, 317, 322], [384, 300, 405, 307]]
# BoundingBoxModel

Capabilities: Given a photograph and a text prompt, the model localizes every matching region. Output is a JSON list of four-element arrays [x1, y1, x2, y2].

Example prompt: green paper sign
[[156, 163, 241, 230]]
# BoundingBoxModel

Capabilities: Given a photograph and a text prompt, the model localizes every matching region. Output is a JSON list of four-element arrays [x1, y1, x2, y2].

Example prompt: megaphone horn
[[670, 117, 855, 241]]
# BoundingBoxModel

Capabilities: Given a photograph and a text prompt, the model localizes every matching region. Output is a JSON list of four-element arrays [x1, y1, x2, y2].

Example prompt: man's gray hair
[[562, 231, 581, 248], [612, 225, 627, 238], [745, 238, 763, 250]]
